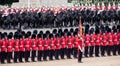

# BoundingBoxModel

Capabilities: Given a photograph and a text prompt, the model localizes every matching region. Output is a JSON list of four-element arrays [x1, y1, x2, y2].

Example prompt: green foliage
[[68, 0, 73, 3], [0, 0, 19, 5]]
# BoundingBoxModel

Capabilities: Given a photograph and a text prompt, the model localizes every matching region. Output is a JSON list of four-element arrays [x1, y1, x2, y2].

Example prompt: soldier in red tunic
[[117, 31, 120, 55], [66, 32, 72, 59], [7, 35, 13, 63], [84, 34, 90, 57], [43, 34, 49, 61], [14, 35, 20, 63], [73, 32, 78, 58], [107, 32, 113, 56], [55, 34, 61, 60], [113, 32, 119, 55], [24, 34, 31, 62], [60, 33, 66, 59], [31, 34, 37, 62], [49, 34, 55, 60], [89, 33, 96, 57], [37, 34, 43, 61], [78, 35, 83, 63], [1, 34, 7, 63], [19, 34, 25, 62], [95, 34, 100, 57]]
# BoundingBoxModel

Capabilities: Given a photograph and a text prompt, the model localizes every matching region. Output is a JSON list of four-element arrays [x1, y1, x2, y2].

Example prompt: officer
[[78, 35, 83, 63]]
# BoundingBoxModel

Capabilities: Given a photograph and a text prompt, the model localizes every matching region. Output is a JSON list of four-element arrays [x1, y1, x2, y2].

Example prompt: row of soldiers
[[0, 29, 83, 63], [0, 6, 120, 29], [0, 27, 120, 64]]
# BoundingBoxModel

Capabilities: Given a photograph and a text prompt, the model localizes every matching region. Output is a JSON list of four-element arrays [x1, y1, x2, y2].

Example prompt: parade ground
[[1, 55, 120, 66]]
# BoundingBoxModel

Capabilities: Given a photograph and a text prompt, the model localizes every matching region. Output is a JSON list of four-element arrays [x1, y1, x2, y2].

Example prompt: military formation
[[0, 5, 120, 29], [0, 26, 120, 64], [0, 5, 120, 64]]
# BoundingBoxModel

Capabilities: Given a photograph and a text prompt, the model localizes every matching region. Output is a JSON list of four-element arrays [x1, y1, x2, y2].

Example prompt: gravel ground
[[1, 56, 120, 66]]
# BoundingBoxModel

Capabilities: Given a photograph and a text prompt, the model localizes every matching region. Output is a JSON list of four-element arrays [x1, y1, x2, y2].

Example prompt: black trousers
[[31, 50, 36, 61], [95, 45, 99, 57], [7, 52, 12, 63], [49, 50, 54, 60], [60, 48, 65, 59], [73, 48, 78, 58], [78, 50, 83, 62], [25, 51, 30, 62], [37, 50, 43, 61], [19, 51, 24, 62], [101, 46, 106, 56], [1, 51, 6, 63], [55, 50, 60, 59], [107, 46, 113, 56], [118, 44, 120, 55], [84, 46, 89, 57], [67, 48, 72, 59], [113, 45, 118, 55], [89, 46, 94, 57], [43, 50, 48, 61], [14, 51, 19, 62]]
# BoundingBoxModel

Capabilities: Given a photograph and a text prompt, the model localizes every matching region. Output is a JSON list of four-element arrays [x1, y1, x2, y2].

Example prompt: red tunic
[[61, 38, 66, 48], [118, 33, 120, 44], [32, 39, 37, 50], [7, 40, 13, 52], [11, 39, 15, 48], [91, 34, 95, 46], [67, 38, 72, 49], [1, 40, 6, 52], [109, 34, 113, 46], [85, 34, 90, 46], [96, 35, 100, 46], [102, 35, 107, 46], [74, 37, 78, 48], [113, 34, 119, 45], [38, 38, 43, 51], [19, 40, 24, 51], [25, 39, 30, 51], [78, 39, 83, 50], [44, 39, 49, 50], [56, 38, 61, 50], [14, 39, 19, 52], [50, 39, 55, 50], [0, 39, 3, 52]]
